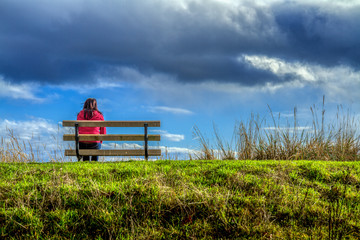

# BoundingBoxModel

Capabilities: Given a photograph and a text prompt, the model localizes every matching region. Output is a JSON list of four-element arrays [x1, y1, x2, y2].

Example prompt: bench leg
[[75, 123, 81, 161], [144, 123, 148, 161]]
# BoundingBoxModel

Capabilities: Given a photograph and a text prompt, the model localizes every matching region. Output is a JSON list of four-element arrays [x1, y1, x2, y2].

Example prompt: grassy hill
[[1, 160, 360, 239]]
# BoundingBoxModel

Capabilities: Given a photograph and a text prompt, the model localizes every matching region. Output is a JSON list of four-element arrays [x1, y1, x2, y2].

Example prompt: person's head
[[82, 98, 102, 119], [83, 98, 98, 111]]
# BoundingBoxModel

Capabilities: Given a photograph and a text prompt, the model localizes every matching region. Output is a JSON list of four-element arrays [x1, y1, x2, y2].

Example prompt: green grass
[[1, 160, 360, 239]]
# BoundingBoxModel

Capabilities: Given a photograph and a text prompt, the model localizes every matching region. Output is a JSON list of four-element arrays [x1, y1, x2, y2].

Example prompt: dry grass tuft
[[0, 128, 66, 163], [194, 101, 359, 161]]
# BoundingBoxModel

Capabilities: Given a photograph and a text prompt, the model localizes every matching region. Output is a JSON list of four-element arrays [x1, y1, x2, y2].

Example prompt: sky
[[1, 0, 360, 160]]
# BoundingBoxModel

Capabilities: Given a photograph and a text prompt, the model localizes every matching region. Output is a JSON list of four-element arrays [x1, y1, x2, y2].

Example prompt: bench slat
[[63, 134, 160, 141], [65, 149, 161, 156], [62, 120, 160, 127]]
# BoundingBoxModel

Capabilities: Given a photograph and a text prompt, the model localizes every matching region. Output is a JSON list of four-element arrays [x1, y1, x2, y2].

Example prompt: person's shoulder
[[94, 111, 104, 120], [77, 110, 84, 120]]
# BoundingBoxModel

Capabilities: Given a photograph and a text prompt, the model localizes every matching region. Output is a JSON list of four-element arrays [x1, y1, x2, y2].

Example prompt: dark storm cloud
[[272, 2, 360, 67], [0, 0, 359, 86]]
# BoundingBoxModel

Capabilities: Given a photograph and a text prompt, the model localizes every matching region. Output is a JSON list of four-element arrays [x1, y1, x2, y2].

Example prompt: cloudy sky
[[1, 0, 360, 160]]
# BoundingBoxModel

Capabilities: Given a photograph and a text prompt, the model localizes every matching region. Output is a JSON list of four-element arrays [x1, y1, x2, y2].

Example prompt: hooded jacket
[[77, 110, 106, 143]]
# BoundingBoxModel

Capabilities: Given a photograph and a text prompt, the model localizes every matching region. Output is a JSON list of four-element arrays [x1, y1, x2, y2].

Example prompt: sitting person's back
[[77, 98, 106, 161]]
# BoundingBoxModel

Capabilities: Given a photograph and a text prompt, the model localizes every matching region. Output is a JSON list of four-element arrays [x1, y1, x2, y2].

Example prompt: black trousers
[[79, 142, 101, 161]]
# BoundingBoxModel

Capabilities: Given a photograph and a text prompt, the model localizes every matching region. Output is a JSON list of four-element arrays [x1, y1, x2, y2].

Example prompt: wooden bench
[[62, 120, 161, 161]]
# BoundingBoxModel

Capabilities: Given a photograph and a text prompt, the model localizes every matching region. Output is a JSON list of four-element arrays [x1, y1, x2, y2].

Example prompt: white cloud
[[160, 146, 196, 154], [242, 54, 360, 102], [0, 77, 43, 101], [57, 78, 123, 93], [151, 130, 185, 142], [243, 55, 317, 82], [148, 106, 193, 115], [0, 118, 61, 140]]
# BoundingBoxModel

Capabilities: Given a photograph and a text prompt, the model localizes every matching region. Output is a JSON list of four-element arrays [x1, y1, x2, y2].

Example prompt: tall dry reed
[[0, 128, 66, 163], [0, 129, 35, 162], [194, 101, 360, 161]]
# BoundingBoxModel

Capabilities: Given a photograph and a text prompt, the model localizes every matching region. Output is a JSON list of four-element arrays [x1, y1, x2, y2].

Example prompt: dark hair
[[82, 98, 102, 119]]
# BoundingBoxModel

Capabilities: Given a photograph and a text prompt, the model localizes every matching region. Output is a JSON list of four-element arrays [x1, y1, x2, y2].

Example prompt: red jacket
[[77, 110, 106, 143]]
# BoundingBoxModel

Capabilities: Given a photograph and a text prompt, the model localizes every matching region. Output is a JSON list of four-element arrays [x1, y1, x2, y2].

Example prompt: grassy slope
[[0, 160, 360, 239]]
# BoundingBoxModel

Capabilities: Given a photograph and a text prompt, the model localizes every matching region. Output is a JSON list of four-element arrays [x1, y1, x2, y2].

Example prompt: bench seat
[[65, 149, 161, 156]]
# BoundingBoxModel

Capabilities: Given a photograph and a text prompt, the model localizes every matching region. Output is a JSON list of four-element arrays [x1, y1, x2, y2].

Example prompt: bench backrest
[[63, 120, 161, 160]]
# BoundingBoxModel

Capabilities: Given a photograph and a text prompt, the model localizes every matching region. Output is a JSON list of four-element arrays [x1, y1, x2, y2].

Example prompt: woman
[[77, 98, 106, 161]]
